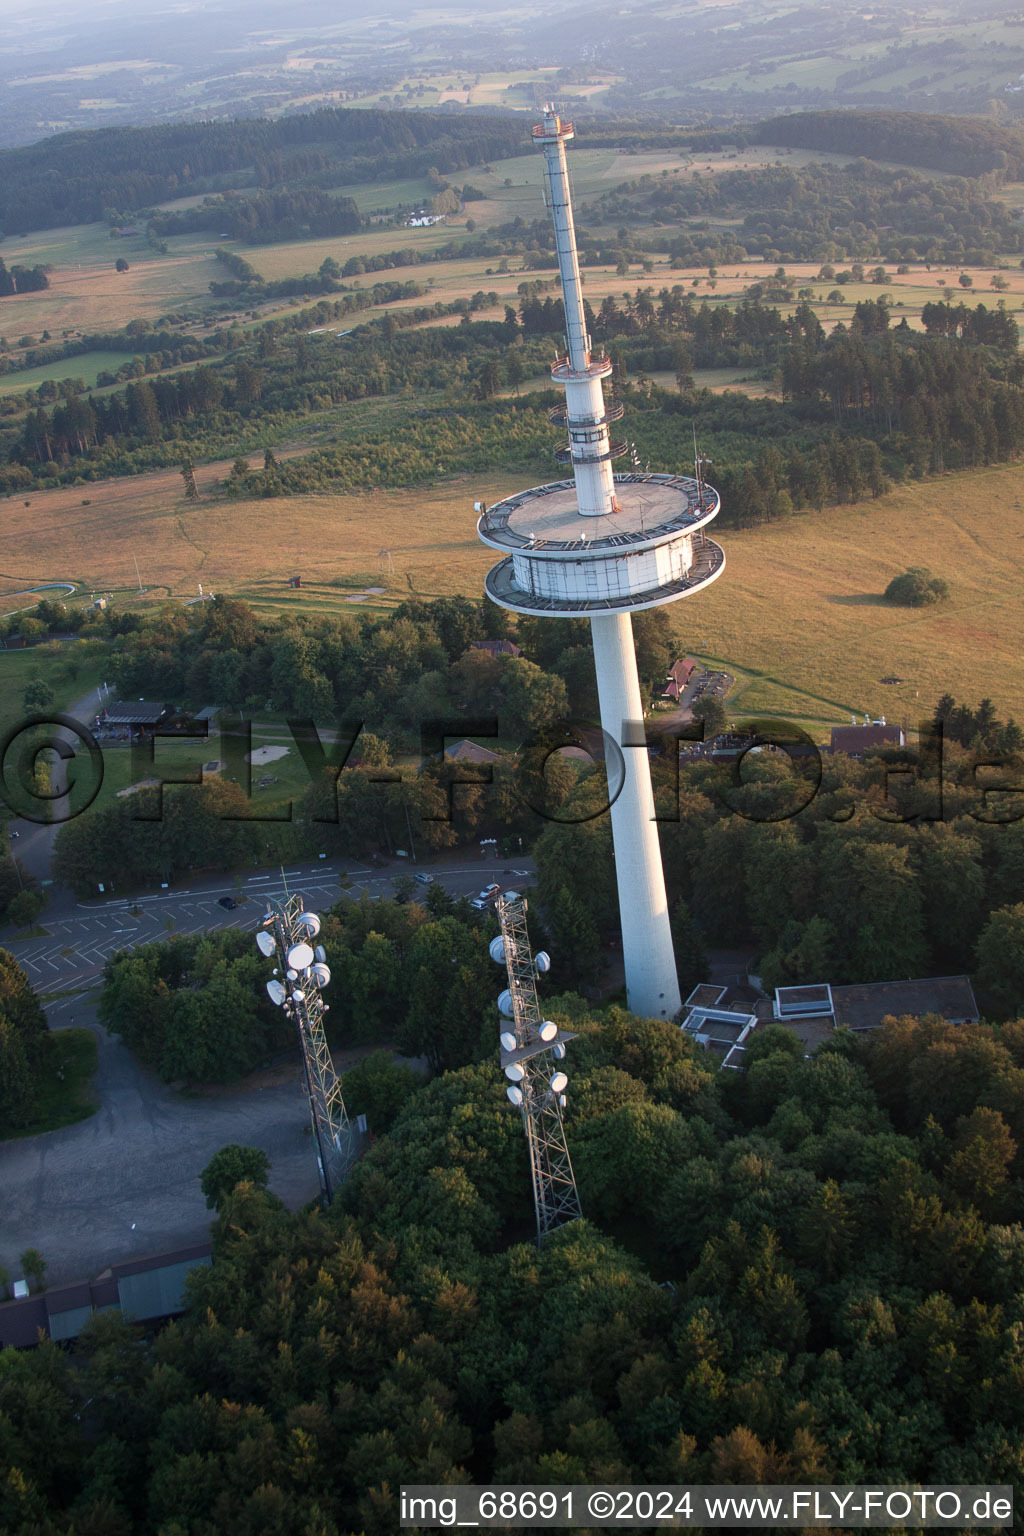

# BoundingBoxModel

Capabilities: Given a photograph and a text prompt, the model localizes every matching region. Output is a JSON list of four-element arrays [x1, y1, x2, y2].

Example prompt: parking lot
[[1, 853, 535, 1285], [6, 856, 534, 996]]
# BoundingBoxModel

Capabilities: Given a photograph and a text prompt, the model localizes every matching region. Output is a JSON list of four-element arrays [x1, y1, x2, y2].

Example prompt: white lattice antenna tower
[[493, 892, 581, 1244], [256, 896, 358, 1204], [378, 547, 395, 577], [477, 105, 726, 1021]]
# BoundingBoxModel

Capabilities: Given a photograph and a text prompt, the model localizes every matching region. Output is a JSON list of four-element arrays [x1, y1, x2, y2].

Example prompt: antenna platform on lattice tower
[[492, 892, 581, 1244], [256, 895, 362, 1204]]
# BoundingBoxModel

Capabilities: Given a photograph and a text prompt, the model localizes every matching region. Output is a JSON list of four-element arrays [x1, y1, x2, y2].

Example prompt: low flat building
[[470, 639, 522, 659], [102, 702, 168, 728], [0, 1242, 212, 1349], [772, 974, 979, 1053], [829, 723, 905, 757], [680, 983, 765, 1069], [443, 738, 501, 765], [831, 975, 979, 1031]]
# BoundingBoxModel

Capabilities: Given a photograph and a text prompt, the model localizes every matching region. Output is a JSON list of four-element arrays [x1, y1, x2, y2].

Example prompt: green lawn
[[0, 646, 107, 736], [0, 351, 138, 396], [0, 1027, 99, 1140]]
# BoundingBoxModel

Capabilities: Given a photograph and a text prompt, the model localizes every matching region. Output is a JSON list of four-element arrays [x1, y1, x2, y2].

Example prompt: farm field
[[4, 456, 1024, 742], [337, 67, 621, 115], [8, 134, 1019, 347], [0, 350, 138, 396], [685, 464, 1024, 738], [0, 229, 222, 336]]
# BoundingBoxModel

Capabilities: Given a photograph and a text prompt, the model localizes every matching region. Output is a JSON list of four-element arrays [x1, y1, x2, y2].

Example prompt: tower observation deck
[[477, 106, 726, 1021]]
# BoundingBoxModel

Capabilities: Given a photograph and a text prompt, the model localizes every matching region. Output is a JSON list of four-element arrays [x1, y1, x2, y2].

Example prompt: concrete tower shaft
[[478, 104, 726, 1022]]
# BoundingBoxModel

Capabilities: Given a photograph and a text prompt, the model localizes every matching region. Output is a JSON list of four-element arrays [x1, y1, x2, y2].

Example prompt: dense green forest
[[40, 589, 1024, 1009], [754, 111, 1024, 179], [0, 108, 528, 235], [588, 158, 1024, 268], [45, 592, 668, 895], [0, 948, 49, 1134], [533, 718, 1024, 1003], [151, 190, 361, 246], [3, 1004, 1024, 1533], [3, 289, 1022, 525]]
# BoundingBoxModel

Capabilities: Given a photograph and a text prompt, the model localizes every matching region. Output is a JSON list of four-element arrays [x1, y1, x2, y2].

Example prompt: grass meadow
[[7, 138, 1023, 350], [4, 455, 1024, 741]]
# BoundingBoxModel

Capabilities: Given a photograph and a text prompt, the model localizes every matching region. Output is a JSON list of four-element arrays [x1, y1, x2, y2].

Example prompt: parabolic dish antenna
[[498, 989, 515, 1017], [500, 1030, 517, 1052], [295, 912, 321, 937], [507, 1085, 524, 1106], [549, 1071, 568, 1094], [538, 1021, 558, 1043], [287, 941, 315, 970], [311, 962, 331, 988], [535, 951, 551, 973], [256, 931, 276, 958], [266, 979, 286, 1006], [489, 936, 506, 964], [504, 1063, 525, 1083]]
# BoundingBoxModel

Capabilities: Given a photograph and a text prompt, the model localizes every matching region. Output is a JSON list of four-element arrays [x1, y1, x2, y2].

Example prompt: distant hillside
[[755, 110, 1024, 179], [0, 107, 528, 236]]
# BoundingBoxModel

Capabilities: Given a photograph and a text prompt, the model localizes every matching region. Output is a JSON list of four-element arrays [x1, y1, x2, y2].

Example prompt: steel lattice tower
[[495, 893, 582, 1243], [257, 895, 357, 1205], [478, 106, 725, 1022]]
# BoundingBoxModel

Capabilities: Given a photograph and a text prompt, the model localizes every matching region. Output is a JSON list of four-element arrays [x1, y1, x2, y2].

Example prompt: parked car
[[414, 872, 434, 884], [217, 896, 237, 910]]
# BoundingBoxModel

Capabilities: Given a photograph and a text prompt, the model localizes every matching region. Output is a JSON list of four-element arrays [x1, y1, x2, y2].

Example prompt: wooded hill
[[0, 108, 529, 235], [754, 110, 1024, 179], [3, 1003, 1024, 1533]]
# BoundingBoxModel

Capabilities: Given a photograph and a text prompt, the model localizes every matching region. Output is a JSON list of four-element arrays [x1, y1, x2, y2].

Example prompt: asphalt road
[[5, 855, 533, 996], [1, 686, 535, 1285], [0, 855, 533, 1287], [1, 996, 317, 1286]]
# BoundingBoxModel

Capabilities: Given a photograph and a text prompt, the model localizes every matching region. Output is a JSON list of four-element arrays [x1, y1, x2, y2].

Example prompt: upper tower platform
[[475, 103, 724, 618], [479, 472, 724, 617]]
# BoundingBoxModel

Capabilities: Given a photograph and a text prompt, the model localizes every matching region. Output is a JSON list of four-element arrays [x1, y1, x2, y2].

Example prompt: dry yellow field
[[686, 465, 1024, 733], [4, 456, 1024, 736]]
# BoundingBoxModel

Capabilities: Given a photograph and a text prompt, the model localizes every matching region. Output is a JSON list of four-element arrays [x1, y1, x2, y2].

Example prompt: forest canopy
[[2, 1006, 1024, 1533]]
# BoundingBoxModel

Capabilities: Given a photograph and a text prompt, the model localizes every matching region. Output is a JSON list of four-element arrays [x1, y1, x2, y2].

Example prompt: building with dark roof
[[662, 656, 697, 702], [829, 723, 905, 757], [469, 639, 522, 659], [773, 975, 979, 1053], [831, 975, 979, 1031], [0, 1243, 211, 1350], [102, 702, 168, 727]]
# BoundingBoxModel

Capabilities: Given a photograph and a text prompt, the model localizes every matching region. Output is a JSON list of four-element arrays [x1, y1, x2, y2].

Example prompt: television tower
[[256, 897, 357, 1205], [492, 893, 581, 1244], [478, 107, 724, 1020]]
